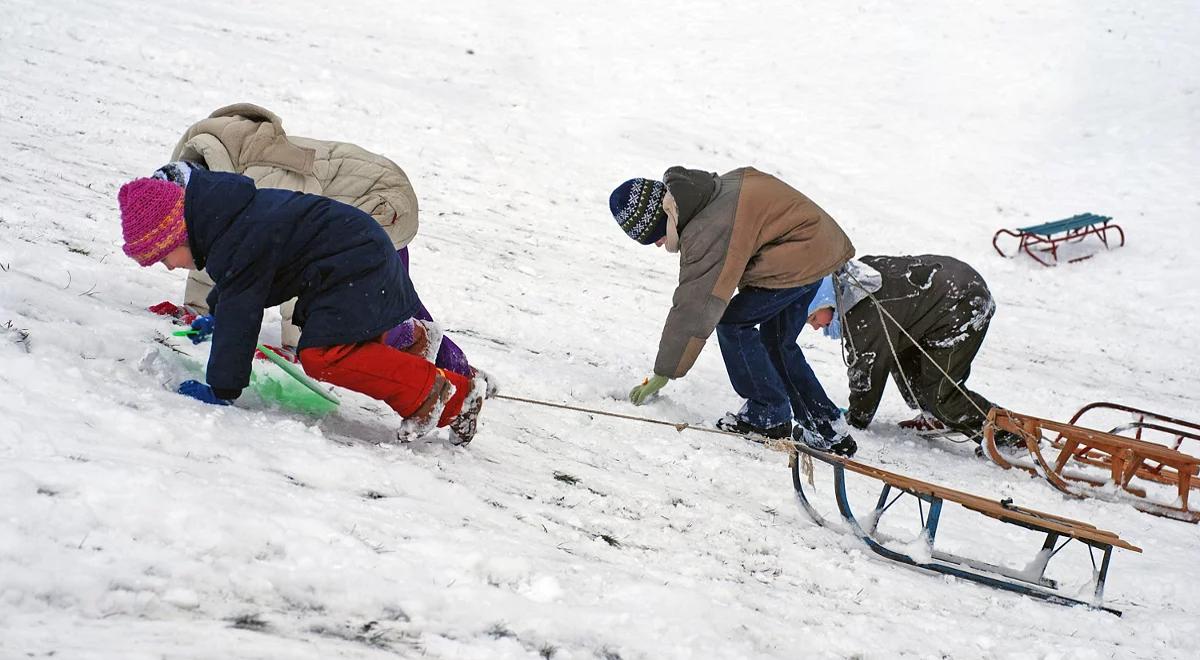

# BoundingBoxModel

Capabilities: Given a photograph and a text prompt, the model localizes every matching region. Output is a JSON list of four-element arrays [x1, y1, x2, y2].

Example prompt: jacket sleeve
[[351, 174, 418, 250], [842, 310, 893, 429], [653, 224, 756, 379], [653, 257, 730, 378], [203, 243, 277, 396]]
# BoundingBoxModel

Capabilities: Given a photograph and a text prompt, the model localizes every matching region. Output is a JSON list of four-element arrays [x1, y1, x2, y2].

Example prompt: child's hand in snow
[[188, 315, 216, 344], [178, 379, 232, 406], [629, 374, 669, 405]]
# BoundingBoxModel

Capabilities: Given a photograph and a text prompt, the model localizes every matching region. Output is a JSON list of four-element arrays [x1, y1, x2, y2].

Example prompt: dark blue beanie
[[609, 178, 668, 245]]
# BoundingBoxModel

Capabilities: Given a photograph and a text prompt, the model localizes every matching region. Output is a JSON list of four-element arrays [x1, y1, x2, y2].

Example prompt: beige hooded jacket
[[172, 103, 419, 347]]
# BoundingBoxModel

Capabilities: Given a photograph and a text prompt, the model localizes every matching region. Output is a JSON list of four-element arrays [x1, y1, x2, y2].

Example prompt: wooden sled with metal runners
[[790, 443, 1141, 615], [983, 406, 1200, 523]]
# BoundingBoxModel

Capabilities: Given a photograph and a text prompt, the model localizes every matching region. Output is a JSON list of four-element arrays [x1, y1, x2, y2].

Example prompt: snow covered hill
[[2, 0, 1198, 657]]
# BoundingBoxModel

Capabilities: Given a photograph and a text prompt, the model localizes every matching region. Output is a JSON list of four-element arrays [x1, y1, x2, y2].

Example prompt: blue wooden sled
[[790, 444, 1141, 615], [993, 213, 1125, 266]]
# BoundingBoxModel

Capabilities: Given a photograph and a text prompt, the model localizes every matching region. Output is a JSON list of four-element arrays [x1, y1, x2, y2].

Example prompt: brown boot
[[448, 372, 487, 445], [396, 371, 454, 443], [897, 412, 945, 432], [400, 320, 429, 358]]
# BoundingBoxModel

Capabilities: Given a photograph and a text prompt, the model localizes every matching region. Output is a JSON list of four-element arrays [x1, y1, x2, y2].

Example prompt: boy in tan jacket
[[610, 167, 857, 456]]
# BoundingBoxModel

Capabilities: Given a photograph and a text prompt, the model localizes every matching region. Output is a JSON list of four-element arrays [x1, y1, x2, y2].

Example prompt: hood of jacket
[[834, 259, 883, 315], [171, 103, 418, 249], [183, 166, 256, 271], [663, 166, 718, 232]]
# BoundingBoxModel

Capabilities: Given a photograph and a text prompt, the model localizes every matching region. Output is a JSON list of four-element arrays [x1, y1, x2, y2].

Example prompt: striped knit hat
[[609, 178, 668, 245], [118, 178, 188, 267]]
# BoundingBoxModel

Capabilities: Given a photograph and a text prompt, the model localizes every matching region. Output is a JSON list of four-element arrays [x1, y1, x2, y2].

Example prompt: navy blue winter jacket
[[184, 168, 420, 397]]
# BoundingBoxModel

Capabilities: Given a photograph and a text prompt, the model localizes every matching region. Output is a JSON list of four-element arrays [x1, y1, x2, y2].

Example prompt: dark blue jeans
[[716, 282, 841, 434]]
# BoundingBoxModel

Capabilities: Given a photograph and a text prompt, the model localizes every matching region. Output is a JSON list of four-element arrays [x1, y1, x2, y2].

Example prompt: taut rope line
[[493, 393, 798, 454]]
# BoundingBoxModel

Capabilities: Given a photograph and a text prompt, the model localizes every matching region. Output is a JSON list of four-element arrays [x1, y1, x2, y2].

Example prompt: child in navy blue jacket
[[117, 166, 484, 443]]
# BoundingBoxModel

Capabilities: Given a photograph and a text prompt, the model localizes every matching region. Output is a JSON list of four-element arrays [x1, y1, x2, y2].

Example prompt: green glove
[[630, 374, 669, 405]]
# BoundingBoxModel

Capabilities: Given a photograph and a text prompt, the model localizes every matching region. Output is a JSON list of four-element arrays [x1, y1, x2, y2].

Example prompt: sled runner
[[992, 213, 1124, 266], [983, 407, 1200, 523], [790, 443, 1140, 614]]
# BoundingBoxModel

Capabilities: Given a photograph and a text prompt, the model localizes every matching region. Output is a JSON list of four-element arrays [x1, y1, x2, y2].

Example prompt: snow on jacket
[[654, 167, 855, 378], [837, 254, 995, 428], [184, 168, 419, 396], [171, 103, 418, 248]]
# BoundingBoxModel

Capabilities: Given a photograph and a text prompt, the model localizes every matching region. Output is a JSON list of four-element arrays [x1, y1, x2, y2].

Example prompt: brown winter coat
[[655, 167, 855, 378]]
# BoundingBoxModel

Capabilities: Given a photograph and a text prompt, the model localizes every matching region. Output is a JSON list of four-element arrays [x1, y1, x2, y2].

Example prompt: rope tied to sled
[[494, 393, 801, 455], [495, 393, 693, 433], [493, 393, 816, 483]]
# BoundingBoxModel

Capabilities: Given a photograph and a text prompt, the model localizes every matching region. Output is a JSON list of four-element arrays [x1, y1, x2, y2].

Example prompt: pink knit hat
[[118, 178, 188, 267]]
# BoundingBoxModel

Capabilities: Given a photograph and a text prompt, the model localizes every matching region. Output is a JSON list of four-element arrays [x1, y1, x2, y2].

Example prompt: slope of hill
[[1, 1, 1198, 657]]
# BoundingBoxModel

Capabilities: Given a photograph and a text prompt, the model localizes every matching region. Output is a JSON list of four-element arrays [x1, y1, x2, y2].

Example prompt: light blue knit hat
[[807, 275, 842, 339]]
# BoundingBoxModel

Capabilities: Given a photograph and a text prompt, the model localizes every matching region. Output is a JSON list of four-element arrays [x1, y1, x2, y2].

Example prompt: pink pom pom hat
[[118, 178, 188, 267]]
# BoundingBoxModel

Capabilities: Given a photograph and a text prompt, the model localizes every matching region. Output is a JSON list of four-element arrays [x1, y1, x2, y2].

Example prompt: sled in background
[[790, 443, 1140, 615], [983, 407, 1200, 523], [992, 213, 1124, 266]]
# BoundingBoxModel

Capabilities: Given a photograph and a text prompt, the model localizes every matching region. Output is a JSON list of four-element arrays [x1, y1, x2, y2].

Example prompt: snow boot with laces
[[715, 413, 792, 441], [793, 423, 858, 458], [448, 371, 488, 445]]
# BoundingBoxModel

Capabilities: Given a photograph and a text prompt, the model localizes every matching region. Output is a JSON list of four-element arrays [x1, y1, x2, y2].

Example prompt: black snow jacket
[[184, 168, 420, 397], [839, 255, 994, 428]]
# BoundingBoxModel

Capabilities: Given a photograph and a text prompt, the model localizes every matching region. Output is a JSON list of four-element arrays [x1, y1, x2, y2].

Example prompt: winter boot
[[715, 413, 792, 440], [897, 412, 946, 432], [974, 429, 1025, 459], [793, 424, 858, 458], [449, 371, 488, 445], [415, 320, 444, 364], [394, 319, 444, 363], [471, 366, 500, 399], [397, 371, 455, 443]]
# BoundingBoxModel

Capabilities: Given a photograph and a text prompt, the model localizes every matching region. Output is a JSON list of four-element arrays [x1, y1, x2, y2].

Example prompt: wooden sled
[[790, 444, 1140, 615], [983, 407, 1200, 523]]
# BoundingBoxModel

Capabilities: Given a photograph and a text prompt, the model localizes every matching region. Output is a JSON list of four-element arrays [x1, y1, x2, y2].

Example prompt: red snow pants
[[299, 335, 469, 426]]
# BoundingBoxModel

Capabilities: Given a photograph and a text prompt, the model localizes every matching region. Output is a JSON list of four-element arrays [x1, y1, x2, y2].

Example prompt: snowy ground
[[2, 0, 1199, 657]]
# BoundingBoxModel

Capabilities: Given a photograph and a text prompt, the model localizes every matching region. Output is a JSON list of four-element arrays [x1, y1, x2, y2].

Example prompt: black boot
[[793, 424, 858, 458], [715, 413, 792, 440], [974, 429, 1024, 458], [829, 435, 858, 457]]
